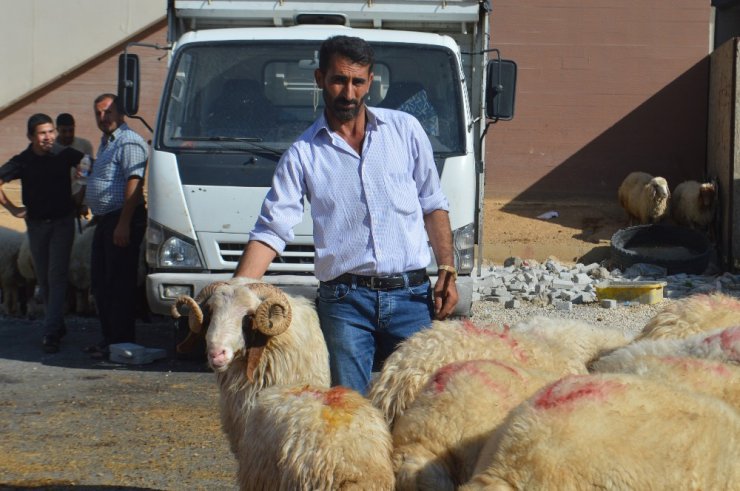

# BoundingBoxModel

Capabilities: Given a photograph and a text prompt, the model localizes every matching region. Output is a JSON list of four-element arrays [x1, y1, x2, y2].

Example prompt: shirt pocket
[[383, 171, 418, 216]]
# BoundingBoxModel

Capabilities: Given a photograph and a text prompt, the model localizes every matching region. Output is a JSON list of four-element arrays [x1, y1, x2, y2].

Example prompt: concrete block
[[600, 299, 617, 309]]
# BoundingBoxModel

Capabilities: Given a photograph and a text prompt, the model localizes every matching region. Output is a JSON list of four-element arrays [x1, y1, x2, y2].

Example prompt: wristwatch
[[437, 264, 458, 279]]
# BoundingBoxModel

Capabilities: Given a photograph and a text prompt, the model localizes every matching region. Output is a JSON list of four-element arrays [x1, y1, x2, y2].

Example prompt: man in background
[[82, 94, 147, 359], [55, 113, 94, 156]]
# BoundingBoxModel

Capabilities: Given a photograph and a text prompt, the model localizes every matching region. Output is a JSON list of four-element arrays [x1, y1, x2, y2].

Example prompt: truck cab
[[127, 0, 515, 317]]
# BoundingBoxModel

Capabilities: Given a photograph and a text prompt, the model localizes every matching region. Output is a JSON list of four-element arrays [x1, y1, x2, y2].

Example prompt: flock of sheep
[[172, 279, 740, 490], [617, 171, 717, 232], [0, 223, 96, 317]]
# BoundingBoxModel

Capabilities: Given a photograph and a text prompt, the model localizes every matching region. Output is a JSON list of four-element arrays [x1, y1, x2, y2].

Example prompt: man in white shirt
[[234, 35, 458, 394], [55, 113, 94, 196]]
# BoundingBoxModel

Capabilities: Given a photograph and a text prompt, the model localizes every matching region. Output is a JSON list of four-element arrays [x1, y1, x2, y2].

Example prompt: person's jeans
[[25, 213, 75, 337], [317, 276, 433, 395], [91, 204, 146, 346]]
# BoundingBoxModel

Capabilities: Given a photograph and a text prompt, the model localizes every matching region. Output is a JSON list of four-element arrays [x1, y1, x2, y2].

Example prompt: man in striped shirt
[[234, 35, 458, 394]]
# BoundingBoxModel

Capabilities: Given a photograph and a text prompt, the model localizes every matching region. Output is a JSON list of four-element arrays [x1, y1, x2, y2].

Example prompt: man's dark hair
[[27, 113, 54, 136], [94, 93, 124, 113], [319, 36, 374, 73], [56, 113, 75, 127]]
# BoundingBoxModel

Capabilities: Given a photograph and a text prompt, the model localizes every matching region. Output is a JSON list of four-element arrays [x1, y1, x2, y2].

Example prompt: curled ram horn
[[170, 281, 228, 333], [246, 283, 292, 336]]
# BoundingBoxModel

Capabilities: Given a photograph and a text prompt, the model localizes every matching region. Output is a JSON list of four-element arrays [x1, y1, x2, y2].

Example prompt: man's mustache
[[334, 93, 369, 107]]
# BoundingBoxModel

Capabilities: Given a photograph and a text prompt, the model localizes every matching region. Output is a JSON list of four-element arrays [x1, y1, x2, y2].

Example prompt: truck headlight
[[427, 222, 475, 275], [146, 220, 203, 269]]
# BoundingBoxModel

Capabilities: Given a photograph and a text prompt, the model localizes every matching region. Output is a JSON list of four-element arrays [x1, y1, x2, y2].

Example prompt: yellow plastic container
[[595, 281, 666, 305]]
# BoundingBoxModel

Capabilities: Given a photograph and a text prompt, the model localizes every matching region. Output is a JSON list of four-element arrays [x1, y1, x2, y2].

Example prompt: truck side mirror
[[485, 59, 517, 121], [118, 53, 140, 116]]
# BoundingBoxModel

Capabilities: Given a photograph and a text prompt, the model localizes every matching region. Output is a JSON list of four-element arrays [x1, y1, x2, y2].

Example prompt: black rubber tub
[[610, 224, 712, 275]]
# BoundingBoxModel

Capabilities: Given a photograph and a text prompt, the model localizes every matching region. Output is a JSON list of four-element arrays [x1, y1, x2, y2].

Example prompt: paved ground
[[0, 313, 236, 491]]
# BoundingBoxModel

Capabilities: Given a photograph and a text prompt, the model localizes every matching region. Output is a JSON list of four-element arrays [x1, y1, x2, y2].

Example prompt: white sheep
[[635, 292, 740, 341], [238, 384, 394, 490], [392, 359, 555, 491], [671, 180, 717, 234], [369, 318, 620, 428], [0, 226, 25, 315], [591, 354, 740, 410], [617, 171, 670, 225], [173, 279, 396, 489], [590, 326, 740, 372], [462, 373, 740, 490]]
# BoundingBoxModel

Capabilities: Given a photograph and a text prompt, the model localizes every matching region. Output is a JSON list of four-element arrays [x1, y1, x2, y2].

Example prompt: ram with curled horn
[[179, 277, 330, 456]]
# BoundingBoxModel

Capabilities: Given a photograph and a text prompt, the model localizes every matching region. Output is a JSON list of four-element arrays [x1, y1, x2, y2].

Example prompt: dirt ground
[[0, 187, 625, 490]]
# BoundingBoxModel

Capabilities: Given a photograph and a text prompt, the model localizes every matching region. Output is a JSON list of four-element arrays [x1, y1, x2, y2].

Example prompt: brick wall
[[486, 1, 712, 201]]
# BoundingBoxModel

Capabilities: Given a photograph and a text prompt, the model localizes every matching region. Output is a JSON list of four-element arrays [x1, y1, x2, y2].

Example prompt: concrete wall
[[487, 1, 713, 202], [0, 0, 165, 110]]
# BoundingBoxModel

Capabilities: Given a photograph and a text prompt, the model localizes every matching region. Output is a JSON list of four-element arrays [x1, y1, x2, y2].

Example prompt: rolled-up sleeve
[[249, 148, 307, 254], [411, 122, 449, 214]]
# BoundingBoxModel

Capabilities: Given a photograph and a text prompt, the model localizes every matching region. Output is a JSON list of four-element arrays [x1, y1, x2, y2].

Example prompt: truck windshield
[[158, 40, 465, 170]]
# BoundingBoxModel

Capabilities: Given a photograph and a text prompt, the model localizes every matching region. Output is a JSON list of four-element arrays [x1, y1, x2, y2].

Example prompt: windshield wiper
[[175, 136, 285, 158]]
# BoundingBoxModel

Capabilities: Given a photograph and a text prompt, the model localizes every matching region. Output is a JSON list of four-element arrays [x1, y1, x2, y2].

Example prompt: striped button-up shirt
[[86, 123, 148, 216], [249, 107, 449, 282]]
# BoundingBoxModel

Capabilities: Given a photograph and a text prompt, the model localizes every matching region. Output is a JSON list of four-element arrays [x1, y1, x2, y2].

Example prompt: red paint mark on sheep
[[460, 321, 529, 363], [661, 356, 732, 377], [534, 376, 624, 410], [702, 327, 740, 361], [431, 359, 521, 395]]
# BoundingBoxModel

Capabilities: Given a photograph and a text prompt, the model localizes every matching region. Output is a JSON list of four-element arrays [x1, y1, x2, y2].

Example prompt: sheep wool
[[67, 223, 96, 315], [462, 373, 740, 491], [0, 226, 24, 315], [238, 384, 394, 491], [591, 353, 740, 410], [671, 180, 716, 232], [392, 359, 555, 491], [369, 319, 596, 428], [509, 316, 630, 368], [617, 171, 670, 225], [635, 292, 740, 341], [591, 326, 740, 373]]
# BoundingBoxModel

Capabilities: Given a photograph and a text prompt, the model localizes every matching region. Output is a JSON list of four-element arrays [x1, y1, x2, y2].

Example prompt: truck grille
[[218, 242, 315, 265]]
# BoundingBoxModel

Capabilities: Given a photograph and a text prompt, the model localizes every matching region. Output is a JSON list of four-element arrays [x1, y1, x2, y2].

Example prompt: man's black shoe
[[42, 335, 60, 354]]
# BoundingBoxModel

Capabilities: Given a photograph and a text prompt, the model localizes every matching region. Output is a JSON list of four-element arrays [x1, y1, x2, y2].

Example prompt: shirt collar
[[309, 106, 383, 141], [102, 122, 129, 144]]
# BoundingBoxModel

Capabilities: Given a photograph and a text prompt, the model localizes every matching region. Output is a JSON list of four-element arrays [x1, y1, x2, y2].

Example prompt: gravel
[[470, 298, 669, 339]]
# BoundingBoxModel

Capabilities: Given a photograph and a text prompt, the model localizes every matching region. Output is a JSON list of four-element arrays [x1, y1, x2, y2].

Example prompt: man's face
[[315, 54, 373, 122], [28, 123, 57, 155], [94, 97, 123, 135], [57, 125, 74, 146]]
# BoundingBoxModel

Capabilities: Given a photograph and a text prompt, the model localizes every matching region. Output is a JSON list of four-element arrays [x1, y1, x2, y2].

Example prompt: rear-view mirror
[[485, 59, 517, 121], [118, 53, 140, 116]]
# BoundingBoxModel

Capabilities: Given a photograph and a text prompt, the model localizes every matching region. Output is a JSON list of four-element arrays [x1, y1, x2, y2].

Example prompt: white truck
[[119, 0, 516, 318]]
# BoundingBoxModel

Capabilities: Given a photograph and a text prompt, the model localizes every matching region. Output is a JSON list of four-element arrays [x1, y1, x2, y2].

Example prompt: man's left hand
[[433, 270, 458, 320], [113, 222, 131, 247]]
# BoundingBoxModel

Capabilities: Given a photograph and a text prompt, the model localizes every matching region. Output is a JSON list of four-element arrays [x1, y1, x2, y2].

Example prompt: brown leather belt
[[326, 268, 428, 291]]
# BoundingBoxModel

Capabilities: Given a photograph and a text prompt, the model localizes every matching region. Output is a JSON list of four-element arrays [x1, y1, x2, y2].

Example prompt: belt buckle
[[369, 276, 382, 290]]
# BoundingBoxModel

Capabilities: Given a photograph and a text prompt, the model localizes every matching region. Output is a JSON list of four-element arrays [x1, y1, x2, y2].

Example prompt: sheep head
[[201, 280, 293, 382], [649, 177, 669, 201], [699, 182, 716, 209]]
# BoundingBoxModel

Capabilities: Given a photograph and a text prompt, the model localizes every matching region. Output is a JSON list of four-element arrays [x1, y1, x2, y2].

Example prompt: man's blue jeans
[[317, 276, 433, 395]]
